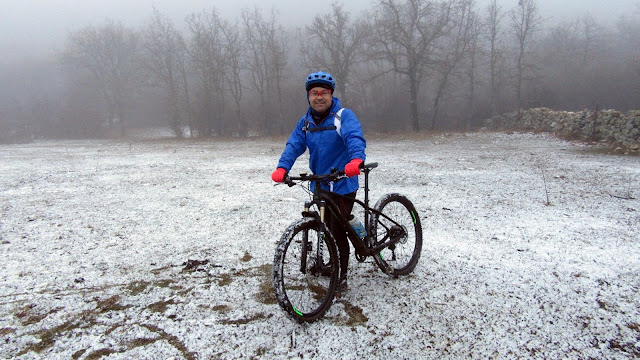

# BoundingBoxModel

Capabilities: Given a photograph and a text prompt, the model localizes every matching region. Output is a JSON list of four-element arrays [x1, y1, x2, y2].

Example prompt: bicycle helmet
[[305, 71, 335, 92]]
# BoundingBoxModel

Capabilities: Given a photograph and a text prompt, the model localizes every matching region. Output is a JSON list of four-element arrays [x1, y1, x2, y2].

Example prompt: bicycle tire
[[273, 217, 339, 323], [369, 193, 422, 276]]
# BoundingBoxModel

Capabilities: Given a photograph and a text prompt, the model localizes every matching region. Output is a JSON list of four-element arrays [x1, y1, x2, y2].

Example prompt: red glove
[[344, 159, 363, 177], [271, 168, 287, 183]]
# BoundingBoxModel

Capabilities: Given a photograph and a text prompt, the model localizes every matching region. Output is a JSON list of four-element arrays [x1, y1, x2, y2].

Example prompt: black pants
[[326, 191, 356, 281]]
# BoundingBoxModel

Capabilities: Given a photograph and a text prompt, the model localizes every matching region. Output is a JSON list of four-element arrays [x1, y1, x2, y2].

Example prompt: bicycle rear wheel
[[369, 193, 422, 276], [273, 217, 339, 323]]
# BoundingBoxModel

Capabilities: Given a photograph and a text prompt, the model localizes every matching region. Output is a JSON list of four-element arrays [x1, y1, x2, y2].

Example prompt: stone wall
[[484, 108, 640, 154]]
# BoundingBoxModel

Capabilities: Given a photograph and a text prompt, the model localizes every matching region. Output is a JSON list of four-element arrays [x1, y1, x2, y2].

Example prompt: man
[[271, 71, 366, 292]]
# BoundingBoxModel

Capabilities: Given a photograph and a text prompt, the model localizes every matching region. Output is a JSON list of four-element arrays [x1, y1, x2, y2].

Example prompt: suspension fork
[[300, 200, 326, 274], [300, 201, 312, 273], [315, 200, 327, 269]]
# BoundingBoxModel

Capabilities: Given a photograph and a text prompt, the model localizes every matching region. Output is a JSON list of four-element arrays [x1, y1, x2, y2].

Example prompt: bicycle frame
[[300, 165, 407, 260]]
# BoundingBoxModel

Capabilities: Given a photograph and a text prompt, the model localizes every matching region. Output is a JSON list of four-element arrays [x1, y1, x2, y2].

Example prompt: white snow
[[1, 132, 639, 359]]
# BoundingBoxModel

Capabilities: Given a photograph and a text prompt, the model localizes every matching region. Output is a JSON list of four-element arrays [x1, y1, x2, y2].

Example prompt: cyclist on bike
[[271, 71, 366, 293]]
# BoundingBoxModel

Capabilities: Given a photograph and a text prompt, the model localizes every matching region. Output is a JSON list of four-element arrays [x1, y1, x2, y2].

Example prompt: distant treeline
[[1, 0, 639, 142]]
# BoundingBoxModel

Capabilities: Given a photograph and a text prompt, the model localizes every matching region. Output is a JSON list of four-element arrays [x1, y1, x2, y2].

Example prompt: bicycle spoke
[[273, 218, 338, 322], [370, 194, 422, 276]]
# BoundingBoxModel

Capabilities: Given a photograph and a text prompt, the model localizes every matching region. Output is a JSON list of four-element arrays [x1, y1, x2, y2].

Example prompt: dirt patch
[[220, 313, 272, 325], [0, 327, 15, 336], [342, 302, 368, 327], [84, 348, 117, 360], [241, 251, 253, 262], [18, 319, 82, 355], [141, 323, 197, 360], [96, 295, 131, 313], [16, 304, 62, 326], [217, 273, 233, 286], [212, 304, 232, 312], [126, 280, 150, 296], [147, 298, 177, 313]]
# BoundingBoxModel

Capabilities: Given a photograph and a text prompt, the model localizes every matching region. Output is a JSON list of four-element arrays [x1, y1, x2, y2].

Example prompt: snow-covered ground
[[1, 132, 639, 359]]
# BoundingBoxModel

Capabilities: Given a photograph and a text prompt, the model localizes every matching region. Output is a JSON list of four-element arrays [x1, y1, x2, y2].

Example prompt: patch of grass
[[176, 286, 193, 297], [71, 348, 87, 359], [154, 279, 174, 288], [15, 305, 63, 326], [212, 304, 232, 312], [141, 323, 197, 360], [126, 280, 150, 296], [18, 319, 81, 355], [15, 295, 129, 356], [96, 295, 131, 313], [84, 348, 117, 360], [150, 265, 172, 275], [234, 263, 271, 277], [220, 313, 271, 325], [218, 273, 233, 286], [128, 337, 159, 348], [147, 298, 177, 313], [0, 327, 15, 336]]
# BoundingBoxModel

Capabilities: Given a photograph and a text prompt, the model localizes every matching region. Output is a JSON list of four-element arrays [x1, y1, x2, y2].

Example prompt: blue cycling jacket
[[277, 97, 366, 194]]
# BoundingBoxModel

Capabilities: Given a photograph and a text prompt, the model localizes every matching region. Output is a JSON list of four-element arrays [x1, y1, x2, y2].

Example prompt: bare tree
[[429, 0, 476, 130], [509, 0, 542, 116], [485, 0, 506, 118], [299, 2, 369, 104], [141, 7, 190, 138], [186, 9, 227, 136], [371, 0, 454, 132], [464, 4, 481, 129], [61, 19, 138, 137], [618, 2, 640, 73], [579, 13, 602, 66], [242, 7, 287, 136], [220, 19, 247, 137]]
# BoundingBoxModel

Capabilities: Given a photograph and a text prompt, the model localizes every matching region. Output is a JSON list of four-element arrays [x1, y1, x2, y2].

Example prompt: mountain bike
[[273, 162, 422, 323]]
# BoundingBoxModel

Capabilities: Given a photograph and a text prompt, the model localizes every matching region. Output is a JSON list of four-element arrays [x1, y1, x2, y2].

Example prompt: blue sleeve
[[276, 118, 307, 171], [340, 109, 366, 162]]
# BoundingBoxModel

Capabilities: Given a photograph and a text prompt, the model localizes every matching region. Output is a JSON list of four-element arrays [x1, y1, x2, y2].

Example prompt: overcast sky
[[0, 0, 638, 61]]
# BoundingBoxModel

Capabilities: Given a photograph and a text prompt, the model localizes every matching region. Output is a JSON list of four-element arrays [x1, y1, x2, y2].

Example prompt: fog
[[1, 0, 639, 141], [1, 0, 635, 60], [1, 0, 372, 59]]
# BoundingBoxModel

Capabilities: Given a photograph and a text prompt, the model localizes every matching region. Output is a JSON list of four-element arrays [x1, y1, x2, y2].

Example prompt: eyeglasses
[[308, 89, 332, 98]]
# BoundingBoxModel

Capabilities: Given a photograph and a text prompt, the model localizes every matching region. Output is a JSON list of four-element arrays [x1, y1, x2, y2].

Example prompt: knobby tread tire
[[369, 193, 423, 276], [273, 217, 339, 323]]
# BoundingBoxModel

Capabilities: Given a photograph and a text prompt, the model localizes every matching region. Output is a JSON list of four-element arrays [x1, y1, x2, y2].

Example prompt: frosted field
[[1, 132, 639, 359]]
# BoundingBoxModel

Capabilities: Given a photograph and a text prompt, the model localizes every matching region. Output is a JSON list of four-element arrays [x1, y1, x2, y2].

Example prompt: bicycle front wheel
[[369, 193, 422, 276], [273, 217, 339, 323]]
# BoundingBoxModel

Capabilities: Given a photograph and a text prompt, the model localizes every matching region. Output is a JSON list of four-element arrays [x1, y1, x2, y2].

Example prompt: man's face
[[308, 86, 333, 113]]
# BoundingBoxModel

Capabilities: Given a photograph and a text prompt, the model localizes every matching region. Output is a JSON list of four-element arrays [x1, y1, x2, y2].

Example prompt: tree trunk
[[409, 72, 420, 132]]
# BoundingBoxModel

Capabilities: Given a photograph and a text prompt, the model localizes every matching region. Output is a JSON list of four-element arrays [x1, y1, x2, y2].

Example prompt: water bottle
[[348, 215, 367, 239]]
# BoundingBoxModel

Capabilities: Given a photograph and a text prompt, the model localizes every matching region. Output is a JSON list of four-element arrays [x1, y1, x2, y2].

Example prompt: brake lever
[[284, 177, 296, 187]]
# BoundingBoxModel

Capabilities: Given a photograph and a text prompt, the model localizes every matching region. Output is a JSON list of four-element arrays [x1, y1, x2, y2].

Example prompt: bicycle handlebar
[[284, 170, 345, 187], [283, 162, 379, 187]]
